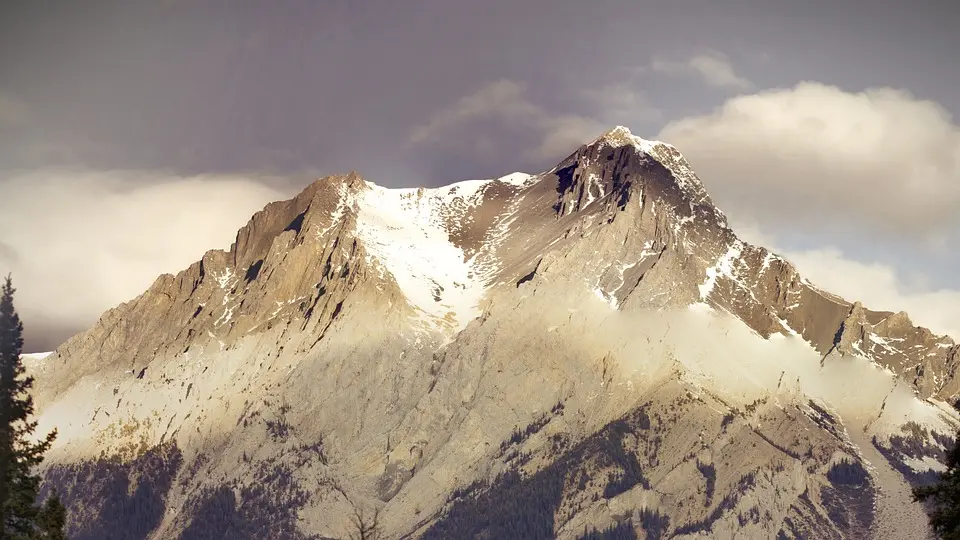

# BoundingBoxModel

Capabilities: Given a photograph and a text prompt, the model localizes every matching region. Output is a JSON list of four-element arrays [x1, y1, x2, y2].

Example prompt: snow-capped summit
[[27, 127, 958, 539], [590, 125, 716, 209], [594, 124, 663, 151]]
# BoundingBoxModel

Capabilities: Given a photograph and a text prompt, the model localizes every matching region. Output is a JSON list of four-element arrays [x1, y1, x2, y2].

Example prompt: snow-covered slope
[[350, 172, 533, 333], [27, 126, 959, 540], [21, 351, 54, 360]]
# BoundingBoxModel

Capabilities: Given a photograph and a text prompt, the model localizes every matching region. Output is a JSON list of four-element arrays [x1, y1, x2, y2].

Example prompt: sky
[[1, 0, 958, 351]]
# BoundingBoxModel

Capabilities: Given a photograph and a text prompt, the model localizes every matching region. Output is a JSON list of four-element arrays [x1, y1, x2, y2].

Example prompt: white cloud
[[409, 79, 608, 162], [659, 82, 960, 237], [650, 50, 753, 90], [0, 169, 294, 350]]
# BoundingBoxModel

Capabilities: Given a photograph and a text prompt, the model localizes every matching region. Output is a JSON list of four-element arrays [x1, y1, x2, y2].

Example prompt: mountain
[[29, 126, 959, 539]]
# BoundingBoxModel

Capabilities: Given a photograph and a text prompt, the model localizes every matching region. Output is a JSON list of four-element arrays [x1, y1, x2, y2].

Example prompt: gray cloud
[[408, 79, 610, 164], [580, 82, 663, 130], [408, 80, 538, 145], [650, 50, 753, 90], [0, 91, 30, 127], [0, 169, 296, 351], [409, 78, 661, 162]]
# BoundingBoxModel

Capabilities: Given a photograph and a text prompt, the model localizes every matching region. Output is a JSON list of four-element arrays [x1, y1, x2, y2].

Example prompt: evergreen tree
[[0, 276, 63, 539], [913, 399, 960, 539], [34, 492, 66, 540], [914, 436, 960, 539]]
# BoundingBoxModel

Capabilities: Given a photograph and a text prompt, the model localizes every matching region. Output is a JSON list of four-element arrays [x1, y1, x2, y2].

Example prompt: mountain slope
[[30, 126, 958, 539]]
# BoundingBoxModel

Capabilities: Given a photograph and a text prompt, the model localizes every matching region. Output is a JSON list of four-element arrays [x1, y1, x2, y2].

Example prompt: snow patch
[[581, 172, 606, 210], [759, 252, 775, 274], [698, 241, 744, 300], [593, 287, 618, 309], [595, 125, 661, 154], [868, 333, 906, 358], [215, 269, 235, 289], [315, 182, 351, 240], [771, 316, 801, 338], [903, 455, 948, 474], [214, 304, 235, 327], [353, 179, 500, 333], [593, 241, 659, 309], [21, 352, 54, 361], [496, 172, 537, 187]]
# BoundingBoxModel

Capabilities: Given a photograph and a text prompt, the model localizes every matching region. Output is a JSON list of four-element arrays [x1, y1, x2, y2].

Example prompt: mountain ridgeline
[[28, 126, 959, 539]]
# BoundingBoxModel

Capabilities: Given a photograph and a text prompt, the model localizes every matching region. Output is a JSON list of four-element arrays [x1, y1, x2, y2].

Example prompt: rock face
[[30, 126, 959, 539]]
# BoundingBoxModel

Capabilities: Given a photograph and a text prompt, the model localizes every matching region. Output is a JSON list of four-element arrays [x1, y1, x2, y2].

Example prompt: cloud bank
[[658, 82, 960, 237]]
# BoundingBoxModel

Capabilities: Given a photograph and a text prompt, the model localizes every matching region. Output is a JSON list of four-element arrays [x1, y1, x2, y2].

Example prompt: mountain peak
[[593, 125, 668, 153], [29, 126, 960, 539], [566, 125, 721, 227]]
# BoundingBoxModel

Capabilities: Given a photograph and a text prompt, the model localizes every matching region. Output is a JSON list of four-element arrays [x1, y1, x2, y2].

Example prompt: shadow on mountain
[[41, 442, 183, 540]]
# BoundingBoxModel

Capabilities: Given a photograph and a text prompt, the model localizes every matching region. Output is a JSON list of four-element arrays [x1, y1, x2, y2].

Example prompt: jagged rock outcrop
[[28, 127, 959, 539]]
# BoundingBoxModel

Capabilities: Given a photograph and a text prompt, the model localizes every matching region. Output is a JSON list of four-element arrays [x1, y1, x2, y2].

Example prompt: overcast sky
[[1, 0, 959, 351]]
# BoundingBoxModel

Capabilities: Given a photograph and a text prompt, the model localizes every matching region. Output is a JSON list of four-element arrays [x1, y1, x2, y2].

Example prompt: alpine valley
[[26, 126, 960, 539]]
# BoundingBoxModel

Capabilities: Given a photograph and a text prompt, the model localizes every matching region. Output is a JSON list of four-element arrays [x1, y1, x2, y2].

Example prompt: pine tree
[[914, 432, 960, 539], [34, 491, 66, 540], [0, 275, 63, 539]]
